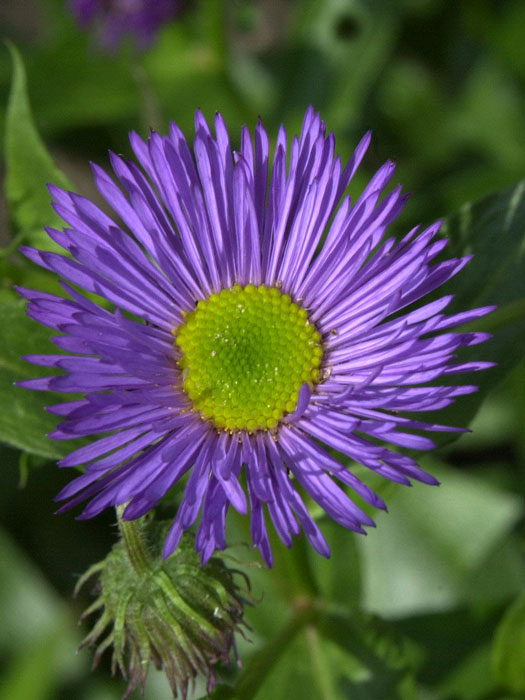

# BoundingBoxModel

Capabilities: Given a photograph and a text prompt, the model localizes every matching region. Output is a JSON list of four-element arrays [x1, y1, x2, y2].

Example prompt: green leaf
[[317, 613, 418, 700], [0, 632, 68, 700], [397, 607, 501, 697], [0, 292, 84, 459], [493, 591, 525, 693], [308, 518, 362, 610], [249, 626, 353, 700], [211, 610, 416, 700], [0, 526, 65, 653], [4, 42, 72, 250], [442, 180, 525, 312], [0, 527, 84, 700], [424, 180, 525, 441], [358, 459, 522, 617], [438, 642, 496, 700]]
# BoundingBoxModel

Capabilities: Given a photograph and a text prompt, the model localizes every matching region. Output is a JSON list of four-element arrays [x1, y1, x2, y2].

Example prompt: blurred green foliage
[[1, 0, 525, 698]]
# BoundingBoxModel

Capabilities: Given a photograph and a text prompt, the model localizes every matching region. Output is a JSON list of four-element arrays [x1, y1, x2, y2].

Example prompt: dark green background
[[1, 1, 525, 698]]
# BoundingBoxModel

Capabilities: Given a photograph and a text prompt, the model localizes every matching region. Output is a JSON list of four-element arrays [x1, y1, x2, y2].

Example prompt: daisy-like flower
[[70, 0, 184, 49], [19, 108, 493, 567]]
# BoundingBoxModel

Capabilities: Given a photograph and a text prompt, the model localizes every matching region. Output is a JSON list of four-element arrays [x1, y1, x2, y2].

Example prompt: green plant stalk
[[115, 505, 152, 576], [214, 598, 317, 700]]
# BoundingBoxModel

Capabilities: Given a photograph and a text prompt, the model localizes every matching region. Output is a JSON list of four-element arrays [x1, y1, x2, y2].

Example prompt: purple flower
[[18, 108, 494, 567], [70, 0, 184, 49]]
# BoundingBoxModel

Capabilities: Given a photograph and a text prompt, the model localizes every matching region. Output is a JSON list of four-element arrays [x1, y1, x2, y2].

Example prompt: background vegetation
[[0, 0, 525, 698]]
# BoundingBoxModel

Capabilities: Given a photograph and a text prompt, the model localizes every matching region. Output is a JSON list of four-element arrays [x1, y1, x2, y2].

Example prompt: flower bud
[[76, 516, 249, 698]]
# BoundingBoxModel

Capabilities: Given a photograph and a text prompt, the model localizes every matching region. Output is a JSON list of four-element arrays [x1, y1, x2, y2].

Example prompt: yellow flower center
[[174, 285, 323, 431]]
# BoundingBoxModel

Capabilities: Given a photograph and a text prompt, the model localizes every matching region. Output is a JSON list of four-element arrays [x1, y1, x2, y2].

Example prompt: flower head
[[19, 107, 494, 566], [70, 0, 184, 49]]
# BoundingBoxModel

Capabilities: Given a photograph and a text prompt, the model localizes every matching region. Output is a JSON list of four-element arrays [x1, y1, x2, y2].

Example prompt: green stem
[[201, 0, 227, 67], [305, 625, 336, 700], [116, 506, 151, 576], [0, 230, 29, 258], [131, 62, 164, 133], [224, 598, 317, 700], [202, 0, 255, 124]]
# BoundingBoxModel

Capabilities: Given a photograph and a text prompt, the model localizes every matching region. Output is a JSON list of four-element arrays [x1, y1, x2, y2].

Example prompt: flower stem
[[131, 62, 164, 133], [305, 624, 336, 700], [214, 597, 317, 700], [116, 506, 151, 576]]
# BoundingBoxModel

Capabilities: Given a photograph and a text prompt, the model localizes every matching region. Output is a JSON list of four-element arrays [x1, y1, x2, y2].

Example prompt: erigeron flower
[[19, 107, 494, 566], [70, 0, 184, 49]]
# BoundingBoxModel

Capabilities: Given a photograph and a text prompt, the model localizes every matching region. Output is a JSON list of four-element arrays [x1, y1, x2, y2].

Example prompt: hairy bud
[[76, 515, 249, 698]]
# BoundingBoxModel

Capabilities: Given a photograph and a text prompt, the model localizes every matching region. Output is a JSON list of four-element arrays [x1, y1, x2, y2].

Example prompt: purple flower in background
[[70, 0, 184, 49], [19, 108, 494, 566]]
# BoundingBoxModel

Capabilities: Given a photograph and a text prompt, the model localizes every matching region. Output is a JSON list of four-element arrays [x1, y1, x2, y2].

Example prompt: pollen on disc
[[174, 285, 323, 431]]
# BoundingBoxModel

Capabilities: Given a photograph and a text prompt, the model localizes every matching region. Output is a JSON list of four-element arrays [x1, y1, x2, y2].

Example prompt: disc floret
[[174, 285, 323, 431]]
